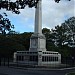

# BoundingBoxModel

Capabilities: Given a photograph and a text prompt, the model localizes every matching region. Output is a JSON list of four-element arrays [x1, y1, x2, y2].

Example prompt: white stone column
[[58, 54, 61, 64], [38, 51, 42, 66], [13, 52, 17, 62], [35, 0, 42, 34], [29, 0, 46, 52]]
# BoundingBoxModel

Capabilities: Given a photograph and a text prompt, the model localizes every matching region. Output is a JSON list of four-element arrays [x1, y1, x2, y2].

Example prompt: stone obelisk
[[29, 0, 46, 52], [35, 0, 42, 34]]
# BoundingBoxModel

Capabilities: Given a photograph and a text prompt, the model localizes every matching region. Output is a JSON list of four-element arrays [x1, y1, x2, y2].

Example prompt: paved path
[[0, 66, 75, 75], [0, 73, 8, 75]]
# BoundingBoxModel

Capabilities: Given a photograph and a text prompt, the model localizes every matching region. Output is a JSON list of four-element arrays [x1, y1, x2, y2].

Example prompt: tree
[[8, 30, 20, 35], [0, 13, 14, 34], [8, 32, 32, 50], [42, 28, 50, 34], [0, 0, 71, 14], [50, 17, 75, 57], [0, 34, 26, 57], [50, 17, 75, 47]]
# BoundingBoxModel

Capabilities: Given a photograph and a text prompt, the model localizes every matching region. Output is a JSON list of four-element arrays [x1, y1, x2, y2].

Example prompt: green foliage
[[0, 14, 14, 34], [0, 0, 71, 14], [0, 35, 26, 57], [0, 32, 33, 57], [52, 17, 75, 47], [0, 0, 39, 14], [68, 73, 75, 75], [42, 28, 50, 34]]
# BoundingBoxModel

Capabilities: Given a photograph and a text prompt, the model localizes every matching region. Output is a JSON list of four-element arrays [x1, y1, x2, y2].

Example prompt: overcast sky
[[0, 0, 75, 33]]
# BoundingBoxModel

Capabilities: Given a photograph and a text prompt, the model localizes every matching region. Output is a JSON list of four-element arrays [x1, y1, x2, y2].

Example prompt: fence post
[[8, 57, 9, 67], [17, 60, 18, 67], [0, 58, 1, 66], [66, 57, 67, 67], [4, 58, 5, 66], [72, 57, 74, 66]]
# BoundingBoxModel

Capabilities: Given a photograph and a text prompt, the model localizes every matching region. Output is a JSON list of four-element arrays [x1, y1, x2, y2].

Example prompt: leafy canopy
[[0, 0, 71, 14], [0, 13, 14, 34]]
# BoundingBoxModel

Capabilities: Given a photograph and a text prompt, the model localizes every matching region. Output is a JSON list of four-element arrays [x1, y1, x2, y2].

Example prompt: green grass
[[67, 73, 75, 75]]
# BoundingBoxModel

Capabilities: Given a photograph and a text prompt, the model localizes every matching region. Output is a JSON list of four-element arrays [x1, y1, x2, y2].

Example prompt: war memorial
[[14, 0, 61, 66]]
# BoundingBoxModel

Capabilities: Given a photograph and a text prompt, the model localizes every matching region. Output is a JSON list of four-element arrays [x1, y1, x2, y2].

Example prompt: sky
[[0, 0, 75, 33]]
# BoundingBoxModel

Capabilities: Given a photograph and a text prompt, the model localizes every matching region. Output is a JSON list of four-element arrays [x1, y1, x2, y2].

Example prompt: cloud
[[0, 0, 75, 33], [42, 0, 75, 29]]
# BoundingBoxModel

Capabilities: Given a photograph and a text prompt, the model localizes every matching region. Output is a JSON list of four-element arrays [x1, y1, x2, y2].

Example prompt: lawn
[[67, 73, 75, 75]]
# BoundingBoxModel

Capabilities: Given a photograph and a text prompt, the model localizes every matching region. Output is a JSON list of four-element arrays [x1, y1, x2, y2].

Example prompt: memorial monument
[[14, 0, 61, 66]]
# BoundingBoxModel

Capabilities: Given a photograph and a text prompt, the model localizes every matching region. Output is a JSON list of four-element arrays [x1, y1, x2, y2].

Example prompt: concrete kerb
[[58, 67, 75, 70], [9, 66, 75, 71]]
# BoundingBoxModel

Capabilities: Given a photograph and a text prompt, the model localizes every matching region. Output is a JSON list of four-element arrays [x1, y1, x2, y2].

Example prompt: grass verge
[[67, 72, 75, 75]]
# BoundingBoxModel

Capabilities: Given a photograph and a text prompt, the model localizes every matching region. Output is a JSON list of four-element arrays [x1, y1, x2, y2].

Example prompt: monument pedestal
[[29, 33, 46, 52]]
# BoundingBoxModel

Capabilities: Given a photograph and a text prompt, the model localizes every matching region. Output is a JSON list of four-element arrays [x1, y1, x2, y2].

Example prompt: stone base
[[29, 33, 46, 52], [31, 33, 46, 39]]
